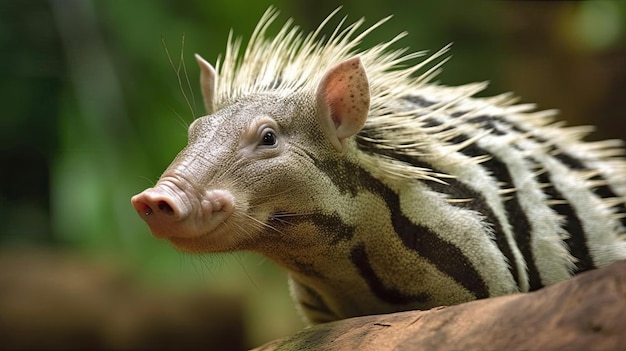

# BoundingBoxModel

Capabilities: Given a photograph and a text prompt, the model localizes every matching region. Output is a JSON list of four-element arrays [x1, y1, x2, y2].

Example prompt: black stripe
[[402, 95, 437, 108], [309, 212, 356, 244], [269, 211, 356, 244], [534, 168, 595, 274], [290, 259, 326, 279], [313, 147, 491, 300], [466, 115, 507, 136], [420, 177, 521, 287], [357, 129, 522, 289], [594, 184, 626, 230], [292, 279, 336, 322], [467, 112, 626, 238], [416, 113, 545, 291], [379, 152, 520, 288], [350, 243, 430, 304], [551, 150, 625, 208], [459, 109, 626, 232], [363, 116, 544, 291], [351, 163, 491, 300], [452, 136, 545, 291], [551, 148, 587, 171], [450, 112, 623, 279], [551, 148, 626, 231]]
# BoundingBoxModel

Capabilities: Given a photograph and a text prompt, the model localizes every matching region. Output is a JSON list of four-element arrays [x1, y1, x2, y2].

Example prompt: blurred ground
[[0, 248, 247, 350]]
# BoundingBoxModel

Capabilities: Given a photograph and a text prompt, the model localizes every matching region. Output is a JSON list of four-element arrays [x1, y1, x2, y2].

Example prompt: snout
[[132, 187, 180, 216], [131, 179, 235, 240]]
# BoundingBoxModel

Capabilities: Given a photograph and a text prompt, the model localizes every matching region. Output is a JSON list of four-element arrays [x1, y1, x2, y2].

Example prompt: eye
[[261, 130, 277, 146]]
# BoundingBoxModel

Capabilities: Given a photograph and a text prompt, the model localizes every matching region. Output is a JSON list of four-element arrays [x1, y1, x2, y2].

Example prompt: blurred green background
[[1, 0, 624, 349]]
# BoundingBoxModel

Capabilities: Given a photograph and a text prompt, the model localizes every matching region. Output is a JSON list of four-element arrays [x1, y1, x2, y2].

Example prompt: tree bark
[[255, 260, 626, 351]]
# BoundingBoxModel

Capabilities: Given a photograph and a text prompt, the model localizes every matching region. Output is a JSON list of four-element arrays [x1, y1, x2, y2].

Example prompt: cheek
[[246, 158, 310, 199]]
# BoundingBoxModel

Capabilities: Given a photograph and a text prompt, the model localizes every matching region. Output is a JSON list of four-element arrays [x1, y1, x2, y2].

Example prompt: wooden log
[[255, 260, 626, 351]]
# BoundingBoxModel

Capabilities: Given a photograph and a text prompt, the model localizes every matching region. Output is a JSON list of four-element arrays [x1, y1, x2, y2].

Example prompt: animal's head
[[131, 55, 369, 254]]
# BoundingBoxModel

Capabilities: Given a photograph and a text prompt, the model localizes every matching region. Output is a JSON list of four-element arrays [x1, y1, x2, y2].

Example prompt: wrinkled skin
[[132, 58, 385, 324], [132, 57, 369, 255], [133, 93, 324, 253]]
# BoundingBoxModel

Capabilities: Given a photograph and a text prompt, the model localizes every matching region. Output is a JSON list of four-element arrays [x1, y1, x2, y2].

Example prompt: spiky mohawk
[[211, 7, 469, 182], [214, 7, 445, 108], [210, 7, 626, 186]]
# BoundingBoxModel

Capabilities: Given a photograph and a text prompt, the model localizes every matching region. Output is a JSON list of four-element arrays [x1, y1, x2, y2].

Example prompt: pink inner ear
[[326, 81, 347, 127], [317, 57, 370, 142]]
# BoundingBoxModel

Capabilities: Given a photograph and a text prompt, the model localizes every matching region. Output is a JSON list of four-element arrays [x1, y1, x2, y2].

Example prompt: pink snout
[[133, 191, 177, 217], [131, 181, 234, 240]]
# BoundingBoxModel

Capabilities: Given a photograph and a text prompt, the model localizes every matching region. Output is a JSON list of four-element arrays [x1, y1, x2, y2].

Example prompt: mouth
[[164, 230, 229, 254]]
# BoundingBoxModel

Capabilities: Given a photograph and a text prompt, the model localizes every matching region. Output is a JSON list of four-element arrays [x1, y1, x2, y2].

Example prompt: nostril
[[158, 200, 175, 215], [141, 203, 153, 216]]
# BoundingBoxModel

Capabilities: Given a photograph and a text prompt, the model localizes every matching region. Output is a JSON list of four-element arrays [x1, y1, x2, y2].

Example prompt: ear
[[316, 57, 370, 152], [194, 53, 217, 115]]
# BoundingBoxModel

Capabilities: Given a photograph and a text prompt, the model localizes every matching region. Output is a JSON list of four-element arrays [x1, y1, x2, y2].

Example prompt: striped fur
[[133, 8, 626, 325]]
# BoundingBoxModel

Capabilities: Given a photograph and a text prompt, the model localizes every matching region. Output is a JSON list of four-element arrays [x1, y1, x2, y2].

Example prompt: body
[[132, 8, 626, 324]]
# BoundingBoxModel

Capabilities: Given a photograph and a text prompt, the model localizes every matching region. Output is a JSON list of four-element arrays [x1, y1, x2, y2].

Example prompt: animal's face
[[131, 57, 370, 255], [132, 93, 317, 252]]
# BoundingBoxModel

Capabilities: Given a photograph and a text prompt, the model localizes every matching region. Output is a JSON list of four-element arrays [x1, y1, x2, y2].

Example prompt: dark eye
[[261, 130, 277, 146]]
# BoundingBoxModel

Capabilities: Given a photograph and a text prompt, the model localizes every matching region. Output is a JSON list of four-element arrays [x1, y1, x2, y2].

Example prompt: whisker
[[202, 254, 221, 279], [188, 253, 209, 280], [169, 105, 190, 130], [241, 212, 286, 236], [138, 176, 157, 186], [231, 252, 259, 290], [162, 35, 196, 120], [271, 212, 317, 217], [227, 216, 257, 242], [179, 36, 198, 117]]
